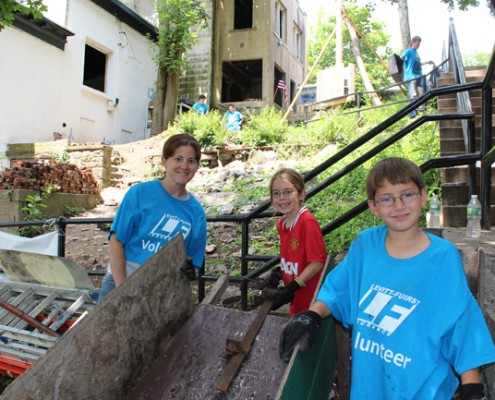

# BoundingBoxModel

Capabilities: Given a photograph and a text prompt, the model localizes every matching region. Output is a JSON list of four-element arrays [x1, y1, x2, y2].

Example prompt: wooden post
[[282, 28, 337, 121]]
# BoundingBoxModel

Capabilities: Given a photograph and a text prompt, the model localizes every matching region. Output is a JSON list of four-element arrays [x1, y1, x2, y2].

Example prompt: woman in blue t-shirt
[[97, 133, 206, 302]]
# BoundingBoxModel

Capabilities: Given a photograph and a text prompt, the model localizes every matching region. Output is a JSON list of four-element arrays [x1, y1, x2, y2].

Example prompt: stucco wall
[[0, 0, 157, 156]]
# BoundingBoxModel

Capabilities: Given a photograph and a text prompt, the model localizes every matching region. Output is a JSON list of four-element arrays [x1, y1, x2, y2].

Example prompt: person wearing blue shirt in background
[[192, 95, 208, 115], [279, 157, 495, 400], [224, 104, 244, 131], [402, 36, 433, 119]]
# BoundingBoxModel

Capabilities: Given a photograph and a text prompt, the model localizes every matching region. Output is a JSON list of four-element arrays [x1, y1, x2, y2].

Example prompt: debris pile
[[0, 159, 100, 195]]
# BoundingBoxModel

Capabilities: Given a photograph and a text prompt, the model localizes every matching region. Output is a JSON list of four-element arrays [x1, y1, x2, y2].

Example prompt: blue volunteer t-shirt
[[317, 226, 495, 399], [192, 102, 208, 115], [110, 180, 206, 270], [402, 47, 422, 81]]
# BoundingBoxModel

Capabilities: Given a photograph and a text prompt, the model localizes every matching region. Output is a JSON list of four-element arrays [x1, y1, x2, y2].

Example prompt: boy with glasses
[[279, 157, 495, 399]]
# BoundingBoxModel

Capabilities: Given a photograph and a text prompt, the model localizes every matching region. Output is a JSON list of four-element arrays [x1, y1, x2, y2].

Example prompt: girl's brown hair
[[162, 133, 201, 163]]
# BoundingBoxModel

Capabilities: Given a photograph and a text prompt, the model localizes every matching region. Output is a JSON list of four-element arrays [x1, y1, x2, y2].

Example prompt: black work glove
[[459, 383, 487, 400], [268, 280, 301, 311], [279, 310, 322, 363], [180, 257, 196, 281], [258, 267, 282, 290]]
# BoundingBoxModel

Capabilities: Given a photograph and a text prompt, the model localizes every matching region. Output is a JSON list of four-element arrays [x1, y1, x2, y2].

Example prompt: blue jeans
[[407, 77, 428, 118], [97, 272, 116, 303]]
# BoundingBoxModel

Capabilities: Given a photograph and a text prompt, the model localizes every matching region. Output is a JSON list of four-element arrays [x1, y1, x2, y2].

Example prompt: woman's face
[[162, 145, 199, 187]]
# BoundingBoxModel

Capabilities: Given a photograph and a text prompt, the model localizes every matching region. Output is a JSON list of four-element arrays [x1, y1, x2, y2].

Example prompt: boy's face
[[368, 179, 427, 234]]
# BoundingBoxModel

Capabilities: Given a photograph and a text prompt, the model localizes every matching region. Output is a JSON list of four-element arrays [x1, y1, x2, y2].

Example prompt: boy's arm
[[279, 300, 331, 362], [459, 368, 487, 400]]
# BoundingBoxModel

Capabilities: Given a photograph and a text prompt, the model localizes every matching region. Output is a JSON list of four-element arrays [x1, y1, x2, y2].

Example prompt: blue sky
[[299, 0, 495, 64]]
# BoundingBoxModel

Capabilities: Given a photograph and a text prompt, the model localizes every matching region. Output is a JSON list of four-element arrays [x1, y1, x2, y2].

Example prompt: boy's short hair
[[366, 157, 425, 200], [411, 36, 421, 44], [199, 95, 206, 99]]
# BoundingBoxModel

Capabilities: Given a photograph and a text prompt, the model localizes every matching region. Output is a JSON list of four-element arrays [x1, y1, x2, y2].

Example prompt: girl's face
[[162, 145, 199, 187], [271, 176, 305, 220]]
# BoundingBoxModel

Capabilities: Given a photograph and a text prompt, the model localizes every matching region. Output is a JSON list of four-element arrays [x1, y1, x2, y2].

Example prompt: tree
[[0, 0, 46, 31], [150, 0, 208, 136], [307, 3, 393, 91]]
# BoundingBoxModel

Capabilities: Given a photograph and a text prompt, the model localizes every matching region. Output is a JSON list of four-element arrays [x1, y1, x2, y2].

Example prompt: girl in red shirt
[[263, 168, 327, 316]]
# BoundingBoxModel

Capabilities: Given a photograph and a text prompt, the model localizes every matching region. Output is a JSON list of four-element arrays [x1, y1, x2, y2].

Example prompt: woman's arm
[[109, 233, 126, 286]]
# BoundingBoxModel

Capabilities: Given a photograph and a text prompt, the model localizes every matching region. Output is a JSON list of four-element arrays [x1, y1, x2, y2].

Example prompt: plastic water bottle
[[466, 195, 481, 238], [428, 194, 441, 229]]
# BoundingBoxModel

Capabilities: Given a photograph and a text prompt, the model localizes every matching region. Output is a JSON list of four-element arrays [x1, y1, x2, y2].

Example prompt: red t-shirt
[[278, 208, 327, 316]]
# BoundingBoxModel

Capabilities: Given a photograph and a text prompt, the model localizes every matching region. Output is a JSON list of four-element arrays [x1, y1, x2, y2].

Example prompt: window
[[275, 1, 286, 42], [222, 60, 262, 102], [234, 0, 253, 29], [83, 44, 107, 92], [294, 25, 302, 61]]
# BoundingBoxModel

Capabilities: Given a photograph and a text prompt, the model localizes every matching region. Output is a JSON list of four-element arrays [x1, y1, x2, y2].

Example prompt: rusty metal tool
[[216, 299, 274, 392]]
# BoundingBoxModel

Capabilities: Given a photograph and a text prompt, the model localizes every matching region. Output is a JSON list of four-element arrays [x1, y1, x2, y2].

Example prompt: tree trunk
[[151, 68, 168, 136], [398, 0, 411, 51], [162, 71, 181, 131], [343, 17, 381, 106]]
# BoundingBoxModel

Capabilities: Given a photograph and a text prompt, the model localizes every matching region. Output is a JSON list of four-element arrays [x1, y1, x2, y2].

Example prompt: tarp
[[0, 230, 59, 256]]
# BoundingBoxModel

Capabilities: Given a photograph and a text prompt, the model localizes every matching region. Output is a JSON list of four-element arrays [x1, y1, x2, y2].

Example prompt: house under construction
[[179, 0, 308, 112]]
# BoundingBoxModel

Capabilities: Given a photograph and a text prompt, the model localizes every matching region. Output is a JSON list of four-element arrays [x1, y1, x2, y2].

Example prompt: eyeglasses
[[171, 156, 198, 166], [374, 191, 420, 207], [272, 189, 296, 199]]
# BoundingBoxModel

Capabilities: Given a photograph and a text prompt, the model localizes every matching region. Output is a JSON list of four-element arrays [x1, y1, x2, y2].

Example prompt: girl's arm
[[109, 233, 126, 286], [297, 261, 323, 284]]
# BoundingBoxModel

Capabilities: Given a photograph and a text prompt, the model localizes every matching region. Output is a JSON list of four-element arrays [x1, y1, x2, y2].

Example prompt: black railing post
[[56, 216, 67, 257], [356, 92, 361, 120], [481, 86, 493, 229], [467, 118, 477, 199], [304, 103, 308, 129], [240, 220, 250, 310]]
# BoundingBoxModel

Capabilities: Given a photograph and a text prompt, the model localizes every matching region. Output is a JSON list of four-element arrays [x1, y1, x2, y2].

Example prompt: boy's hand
[[267, 280, 301, 310], [459, 383, 487, 400], [258, 267, 282, 290], [180, 257, 196, 281], [279, 310, 322, 363]]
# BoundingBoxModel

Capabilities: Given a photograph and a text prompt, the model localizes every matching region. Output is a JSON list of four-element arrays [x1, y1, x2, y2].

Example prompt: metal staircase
[[437, 67, 495, 227]]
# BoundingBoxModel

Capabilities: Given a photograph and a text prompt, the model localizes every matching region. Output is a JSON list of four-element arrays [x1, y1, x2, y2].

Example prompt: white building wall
[[0, 0, 157, 155]]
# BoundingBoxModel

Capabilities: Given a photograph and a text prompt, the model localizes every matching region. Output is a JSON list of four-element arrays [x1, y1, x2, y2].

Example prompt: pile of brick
[[0, 159, 100, 195]]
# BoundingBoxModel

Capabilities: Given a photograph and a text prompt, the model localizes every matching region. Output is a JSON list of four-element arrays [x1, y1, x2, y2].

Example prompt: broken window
[[234, 0, 253, 29], [83, 43, 107, 92], [275, 1, 286, 42], [222, 60, 262, 102]]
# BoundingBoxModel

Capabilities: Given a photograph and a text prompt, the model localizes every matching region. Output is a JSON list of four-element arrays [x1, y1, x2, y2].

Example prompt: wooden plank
[[200, 274, 229, 305], [216, 299, 274, 392], [126, 304, 288, 400]]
